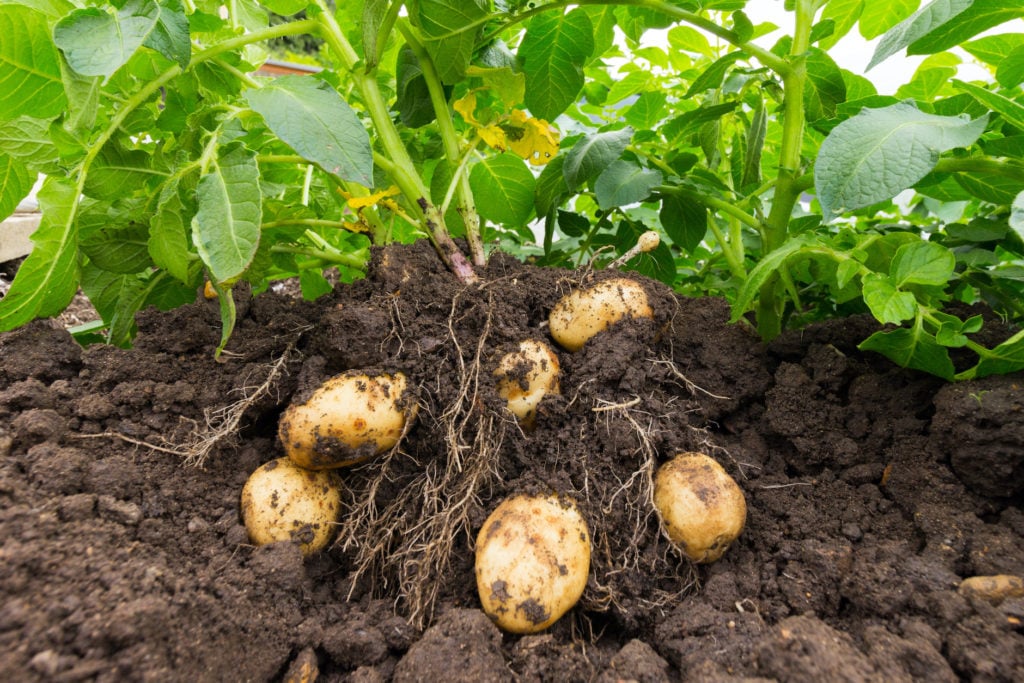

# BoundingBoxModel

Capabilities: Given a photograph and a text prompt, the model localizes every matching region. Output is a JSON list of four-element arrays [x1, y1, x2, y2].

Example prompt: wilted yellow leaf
[[347, 186, 400, 210], [504, 110, 559, 165], [453, 93, 480, 126]]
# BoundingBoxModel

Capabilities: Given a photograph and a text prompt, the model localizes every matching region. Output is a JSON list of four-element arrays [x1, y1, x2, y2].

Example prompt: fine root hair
[[335, 290, 506, 628]]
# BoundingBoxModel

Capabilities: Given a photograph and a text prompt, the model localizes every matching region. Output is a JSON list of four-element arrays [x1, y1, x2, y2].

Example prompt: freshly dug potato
[[654, 452, 746, 563], [475, 494, 590, 633], [280, 371, 417, 470], [494, 340, 561, 428], [958, 575, 1024, 605], [548, 277, 652, 351], [240, 457, 342, 556]]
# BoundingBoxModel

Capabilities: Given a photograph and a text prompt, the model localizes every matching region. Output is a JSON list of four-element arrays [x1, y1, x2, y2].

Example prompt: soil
[[1, 241, 1023, 682]]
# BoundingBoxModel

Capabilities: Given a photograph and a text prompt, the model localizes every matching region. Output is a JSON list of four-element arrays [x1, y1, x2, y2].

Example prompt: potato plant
[[0, 0, 1023, 378]]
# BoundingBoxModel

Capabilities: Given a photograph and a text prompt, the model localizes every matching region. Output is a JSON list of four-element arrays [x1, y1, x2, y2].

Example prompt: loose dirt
[[1, 242, 1022, 682]]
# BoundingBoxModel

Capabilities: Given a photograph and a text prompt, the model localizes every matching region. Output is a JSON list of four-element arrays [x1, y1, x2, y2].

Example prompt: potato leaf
[[859, 323, 956, 380], [0, 153, 31, 222], [0, 4, 67, 121], [411, 0, 489, 84], [0, 177, 80, 331], [868, 0, 973, 70], [245, 76, 373, 186], [563, 128, 633, 192], [470, 154, 536, 228], [520, 9, 594, 121], [191, 143, 262, 284], [594, 160, 662, 210], [815, 102, 987, 217]]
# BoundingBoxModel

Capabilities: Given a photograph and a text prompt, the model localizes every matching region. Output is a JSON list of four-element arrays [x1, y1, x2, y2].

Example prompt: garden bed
[[1, 241, 1022, 682]]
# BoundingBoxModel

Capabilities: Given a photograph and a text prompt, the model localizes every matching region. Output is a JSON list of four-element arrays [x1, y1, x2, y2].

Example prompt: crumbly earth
[[1, 241, 1022, 682]]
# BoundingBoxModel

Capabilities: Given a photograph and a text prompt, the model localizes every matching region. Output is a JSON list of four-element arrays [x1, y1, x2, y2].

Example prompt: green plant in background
[[0, 0, 1022, 378]]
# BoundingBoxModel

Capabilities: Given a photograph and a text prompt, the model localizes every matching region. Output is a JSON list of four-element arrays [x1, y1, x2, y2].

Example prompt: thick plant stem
[[398, 22, 486, 267], [312, 2, 478, 283], [756, 0, 814, 340]]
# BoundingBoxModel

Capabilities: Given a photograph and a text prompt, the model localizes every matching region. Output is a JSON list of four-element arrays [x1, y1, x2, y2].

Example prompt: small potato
[[654, 452, 746, 563], [241, 457, 342, 556], [280, 372, 417, 470], [548, 278, 652, 352], [475, 494, 590, 634], [494, 340, 561, 428]]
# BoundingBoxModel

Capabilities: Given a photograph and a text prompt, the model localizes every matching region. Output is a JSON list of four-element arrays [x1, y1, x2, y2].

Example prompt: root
[[585, 396, 698, 616], [649, 357, 731, 401], [73, 333, 304, 467], [336, 291, 505, 628]]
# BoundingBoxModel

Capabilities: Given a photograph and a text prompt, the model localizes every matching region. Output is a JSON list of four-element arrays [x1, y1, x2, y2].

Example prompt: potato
[[475, 494, 590, 633], [548, 277, 652, 352], [494, 340, 561, 428], [653, 452, 746, 563], [240, 457, 342, 556], [280, 371, 417, 470]]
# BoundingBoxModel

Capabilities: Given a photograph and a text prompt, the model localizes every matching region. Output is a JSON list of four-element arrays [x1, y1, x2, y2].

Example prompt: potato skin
[[240, 457, 342, 556], [548, 278, 652, 352], [653, 452, 746, 563], [494, 340, 561, 428], [280, 372, 417, 470], [475, 495, 590, 634]]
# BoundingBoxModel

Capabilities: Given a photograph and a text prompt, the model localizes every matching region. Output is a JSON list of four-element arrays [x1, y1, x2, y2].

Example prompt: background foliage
[[1, 0, 1023, 378]]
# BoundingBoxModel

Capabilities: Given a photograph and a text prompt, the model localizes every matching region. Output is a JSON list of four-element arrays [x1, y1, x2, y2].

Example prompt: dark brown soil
[[2, 241, 1022, 682]]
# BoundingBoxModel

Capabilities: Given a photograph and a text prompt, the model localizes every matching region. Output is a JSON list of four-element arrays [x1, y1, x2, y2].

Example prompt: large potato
[[475, 494, 590, 633], [240, 457, 342, 556], [548, 278, 653, 352], [653, 452, 746, 563], [280, 372, 417, 470], [494, 340, 561, 428]]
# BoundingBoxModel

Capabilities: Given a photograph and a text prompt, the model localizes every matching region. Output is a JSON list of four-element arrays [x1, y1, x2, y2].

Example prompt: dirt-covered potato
[[240, 457, 342, 556], [548, 277, 653, 352], [653, 452, 746, 563], [475, 494, 590, 634], [494, 340, 561, 428], [280, 371, 417, 470]]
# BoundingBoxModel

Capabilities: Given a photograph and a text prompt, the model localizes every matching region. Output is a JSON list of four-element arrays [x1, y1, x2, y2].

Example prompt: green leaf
[[535, 154, 568, 217], [961, 32, 1024, 67], [868, 0, 973, 70], [742, 98, 767, 189], [1011, 191, 1024, 241], [660, 194, 706, 252], [909, 0, 1024, 55], [395, 46, 435, 128], [859, 322, 956, 380], [890, 241, 956, 286], [191, 143, 262, 284], [83, 143, 163, 201], [731, 235, 817, 322], [819, 0, 864, 50], [150, 178, 197, 285], [0, 117, 56, 162], [466, 65, 525, 108], [951, 79, 1024, 130], [563, 127, 633, 192], [54, 0, 190, 77], [862, 273, 917, 324], [246, 76, 373, 186], [81, 222, 153, 274], [594, 160, 662, 210], [859, 0, 918, 40], [668, 24, 713, 56], [804, 47, 847, 121], [258, 0, 309, 15], [971, 333, 1024, 378], [0, 177, 79, 331], [520, 9, 594, 120], [412, 0, 489, 84], [0, 5, 67, 121], [815, 102, 988, 217], [685, 52, 743, 98], [469, 154, 536, 228], [557, 210, 589, 237], [955, 171, 1023, 205], [624, 91, 668, 130], [998, 44, 1024, 88], [0, 154, 31, 222]]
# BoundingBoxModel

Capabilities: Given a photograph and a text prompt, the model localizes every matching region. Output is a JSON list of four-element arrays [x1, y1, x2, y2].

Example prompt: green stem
[[262, 219, 352, 230], [705, 219, 746, 279], [270, 245, 367, 270], [658, 186, 762, 231], [312, 1, 478, 283], [397, 20, 485, 266], [757, 0, 814, 340], [933, 157, 1024, 182]]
